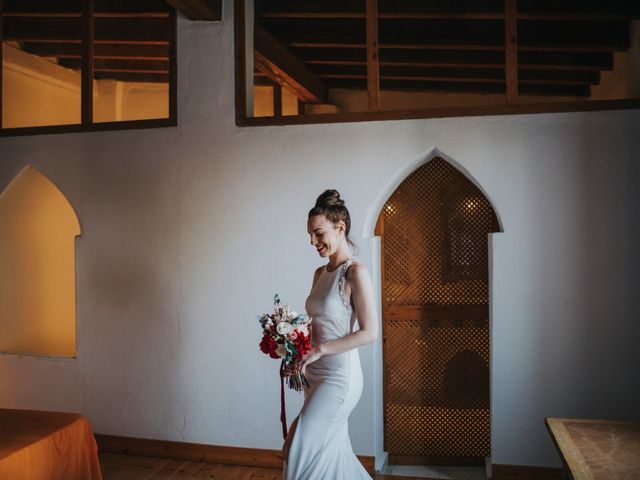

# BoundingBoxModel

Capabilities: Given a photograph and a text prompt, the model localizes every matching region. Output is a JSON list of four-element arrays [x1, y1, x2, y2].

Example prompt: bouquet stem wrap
[[280, 360, 288, 440]]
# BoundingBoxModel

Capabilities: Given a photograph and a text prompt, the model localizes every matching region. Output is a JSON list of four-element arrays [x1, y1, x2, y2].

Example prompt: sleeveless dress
[[282, 257, 373, 480]]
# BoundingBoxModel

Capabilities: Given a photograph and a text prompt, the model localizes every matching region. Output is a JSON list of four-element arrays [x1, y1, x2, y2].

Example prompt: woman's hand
[[299, 345, 323, 373]]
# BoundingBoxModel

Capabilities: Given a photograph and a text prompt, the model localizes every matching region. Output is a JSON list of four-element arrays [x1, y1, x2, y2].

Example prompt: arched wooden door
[[376, 157, 499, 465]]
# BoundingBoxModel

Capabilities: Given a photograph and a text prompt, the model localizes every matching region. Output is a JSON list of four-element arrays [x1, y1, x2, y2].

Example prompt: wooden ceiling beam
[[2, 12, 169, 18], [321, 73, 505, 84], [259, 12, 505, 20], [315, 71, 596, 86], [94, 68, 169, 74], [21, 42, 170, 60], [505, 0, 518, 104], [517, 13, 640, 21], [58, 58, 169, 71], [254, 24, 327, 104], [94, 71, 168, 83], [164, 0, 221, 21], [258, 12, 640, 21], [323, 78, 591, 97], [287, 42, 626, 53], [305, 59, 602, 72], [2, 0, 169, 14], [3, 17, 172, 43], [324, 77, 506, 94], [365, 0, 380, 112], [519, 45, 626, 53], [15, 39, 169, 46]]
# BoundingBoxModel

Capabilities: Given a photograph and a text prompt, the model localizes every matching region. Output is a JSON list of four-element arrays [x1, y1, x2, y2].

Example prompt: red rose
[[260, 333, 280, 359], [293, 332, 311, 361]]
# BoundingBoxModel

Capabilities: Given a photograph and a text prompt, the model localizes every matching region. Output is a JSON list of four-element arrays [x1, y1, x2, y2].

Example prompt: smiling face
[[307, 214, 345, 257]]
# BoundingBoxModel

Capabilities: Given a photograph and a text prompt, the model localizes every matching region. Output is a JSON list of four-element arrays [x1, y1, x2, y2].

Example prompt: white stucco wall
[[1, 2, 639, 470]]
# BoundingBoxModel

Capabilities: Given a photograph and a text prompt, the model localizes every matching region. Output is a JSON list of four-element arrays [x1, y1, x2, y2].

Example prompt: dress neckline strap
[[325, 256, 355, 273]]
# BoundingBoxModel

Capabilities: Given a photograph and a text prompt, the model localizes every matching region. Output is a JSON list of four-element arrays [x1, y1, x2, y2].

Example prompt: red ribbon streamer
[[280, 360, 288, 440]]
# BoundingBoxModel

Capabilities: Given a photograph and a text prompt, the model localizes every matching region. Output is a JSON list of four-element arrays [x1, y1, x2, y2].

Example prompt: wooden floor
[[99, 452, 426, 480]]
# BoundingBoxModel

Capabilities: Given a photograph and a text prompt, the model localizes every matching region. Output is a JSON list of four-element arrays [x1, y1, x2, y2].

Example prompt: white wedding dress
[[282, 257, 372, 480]]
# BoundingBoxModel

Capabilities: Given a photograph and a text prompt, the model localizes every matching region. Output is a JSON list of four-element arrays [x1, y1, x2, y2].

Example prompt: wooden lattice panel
[[379, 157, 498, 460], [381, 157, 499, 306]]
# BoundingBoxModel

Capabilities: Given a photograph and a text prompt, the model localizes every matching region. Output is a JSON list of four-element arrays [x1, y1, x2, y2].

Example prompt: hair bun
[[315, 189, 344, 209]]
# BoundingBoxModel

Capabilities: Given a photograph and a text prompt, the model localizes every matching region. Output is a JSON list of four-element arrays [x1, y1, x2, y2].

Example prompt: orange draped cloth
[[0, 408, 103, 480]]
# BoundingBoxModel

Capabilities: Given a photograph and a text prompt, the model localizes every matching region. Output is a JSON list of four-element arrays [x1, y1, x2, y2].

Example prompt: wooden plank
[[81, 0, 93, 125], [321, 73, 505, 84], [289, 41, 627, 53], [518, 13, 640, 21], [505, 0, 517, 104], [259, 12, 506, 20], [366, 0, 380, 112], [94, 72, 168, 83], [94, 433, 376, 474], [258, 12, 640, 21], [3, 0, 169, 14], [234, 0, 247, 122], [1, 0, 4, 130], [164, 0, 221, 21], [3, 17, 172, 43], [2, 12, 170, 18], [98, 452, 366, 480], [235, 98, 640, 128], [94, 68, 169, 74], [273, 83, 282, 117], [17, 39, 170, 46], [311, 59, 505, 69], [306, 59, 602, 72], [169, 6, 177, 124], [301, 49, 609, 70], [290, 42, 507, 51], [254, 23, 327, 103], [59, 58, 169, 71], [21, 41, 170, 59]]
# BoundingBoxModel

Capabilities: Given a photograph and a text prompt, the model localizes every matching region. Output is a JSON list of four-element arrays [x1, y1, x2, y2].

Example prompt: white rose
[[275, 344, 286, 357], [290, 311, 298, 318], [276, 321, 293, 335]]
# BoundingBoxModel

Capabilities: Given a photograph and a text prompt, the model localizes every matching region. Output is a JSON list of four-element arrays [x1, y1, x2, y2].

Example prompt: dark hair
[[309, 189, 357, 251]]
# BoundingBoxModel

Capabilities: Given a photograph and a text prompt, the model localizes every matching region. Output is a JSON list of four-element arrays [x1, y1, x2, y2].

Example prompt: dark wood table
[[545, 417, 640, 480]]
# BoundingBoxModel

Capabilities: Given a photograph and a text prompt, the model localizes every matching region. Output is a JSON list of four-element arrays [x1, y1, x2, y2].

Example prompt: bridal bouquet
[[258, 294, 312, 391]]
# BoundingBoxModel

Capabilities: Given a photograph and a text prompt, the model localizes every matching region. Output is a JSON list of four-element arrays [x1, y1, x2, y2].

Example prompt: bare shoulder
[[345, 260, 370, 282], [312, 264, 325, 286]]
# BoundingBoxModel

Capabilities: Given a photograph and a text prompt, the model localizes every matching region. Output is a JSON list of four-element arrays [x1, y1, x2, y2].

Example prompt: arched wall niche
[[362, 149, 503, 465], [363, 148, 503, 239], [0, 165, 81, 358]]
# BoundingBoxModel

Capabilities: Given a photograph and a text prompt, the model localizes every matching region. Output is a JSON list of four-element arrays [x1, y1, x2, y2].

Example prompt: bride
[[282, 189, 378, 479]]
